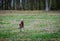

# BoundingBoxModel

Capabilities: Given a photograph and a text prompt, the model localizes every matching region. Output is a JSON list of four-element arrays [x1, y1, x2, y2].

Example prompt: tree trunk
[[11, 0, 13, 9], [45, 0, 49, 11]]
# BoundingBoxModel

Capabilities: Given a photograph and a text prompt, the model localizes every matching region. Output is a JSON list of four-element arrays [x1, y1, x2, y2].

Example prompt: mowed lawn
[[0, 12, 60, 41]]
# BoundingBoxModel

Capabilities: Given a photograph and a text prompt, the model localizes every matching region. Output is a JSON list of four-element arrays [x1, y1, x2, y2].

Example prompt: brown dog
[[19, 19, 24, 32]]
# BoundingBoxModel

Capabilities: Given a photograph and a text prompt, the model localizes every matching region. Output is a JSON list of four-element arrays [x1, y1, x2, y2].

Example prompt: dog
[[19, 19, 24, 32]]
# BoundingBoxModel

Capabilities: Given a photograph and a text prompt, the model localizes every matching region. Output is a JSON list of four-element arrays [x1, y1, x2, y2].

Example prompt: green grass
[[0, 13, 60, 41], [0, 31, 13, 38]]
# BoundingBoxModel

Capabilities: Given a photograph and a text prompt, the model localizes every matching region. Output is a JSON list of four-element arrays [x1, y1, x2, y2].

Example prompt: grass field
[[0, 11, 60, 41]]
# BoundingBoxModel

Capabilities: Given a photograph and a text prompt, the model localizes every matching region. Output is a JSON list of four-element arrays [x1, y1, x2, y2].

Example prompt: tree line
[[0, 0, 60, 10]]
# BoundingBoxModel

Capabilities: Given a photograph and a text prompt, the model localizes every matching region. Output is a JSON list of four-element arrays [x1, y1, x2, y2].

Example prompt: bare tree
[[45, 0, 49, 11], [20, 0, 23, 9]]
